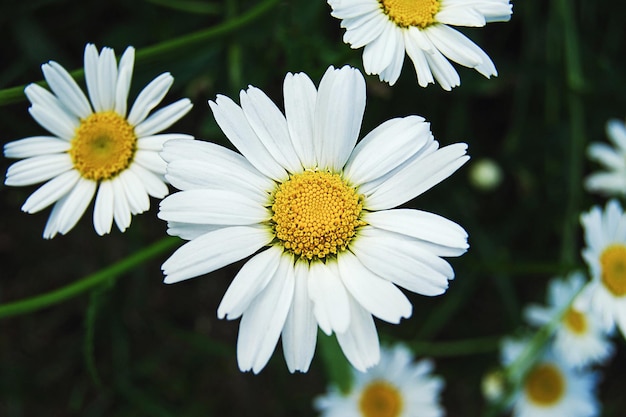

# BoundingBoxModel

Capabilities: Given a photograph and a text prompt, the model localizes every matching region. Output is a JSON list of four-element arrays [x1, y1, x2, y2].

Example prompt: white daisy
[[314, 344, 444, 417], [501, 339, 600, 417], [327, 0, 513, 89], [580, 199, 626, 337], [3, 43, 193, 238], [523, 272, 614, 368], [159, 65, 469, 373], [585, 118, 626, 197]]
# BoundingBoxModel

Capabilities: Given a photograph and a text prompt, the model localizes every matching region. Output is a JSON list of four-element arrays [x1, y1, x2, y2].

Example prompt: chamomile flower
[[314, 344, 444, 417], [3, 43, 193, 238], [159, 65, 469, 373], [501, 339, 600, 417], [327, 0, 512, 89], [580, 199, 626, 337], [585, 118, 626, 197], [523, 272, 613, 368]]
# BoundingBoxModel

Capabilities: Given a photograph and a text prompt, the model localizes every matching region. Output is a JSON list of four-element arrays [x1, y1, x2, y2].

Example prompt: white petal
[[344, 116, 430, 185], [138, 133, 193, 151], [83, 44, 101, 111], [240, 86, 301, 174], [158, 189, 269, 225], [21, 170, 80, 213], [587, 143, 625, 170], [350, 227, 453, 296], [4, 136, 71, 159], [93, 180, 114, 235], [55, 177, 97, 235], [5, 154, 73, 186], [28, 103, 78, 141], [114, 46, 135, 117], [313, 66, 366, 171], [96, 47, 117, 111], [341, 12, 388, 49], [365, 143, 469, 210], [606, 119, 626, 151], [436, 7, 486, 27], [41, 62, 92, 119], [134, 149, 166, 174], [335, 294, 380, 372], [364, 209, 468, 252], [209, 95, 287, 181], [217, 246, 282, 320], [111, 178, 132, 232], [129, 164, 169, 198], [424, 47, 461, 91], [127, 73, 174, 126], [282, 260, 318, 373], [307, 260, 350, 335], [167, 222, 222, 240], [338, 250, 412, 323], [134, 98, 193, 137], [404, 27, 436, 88], [284, 72, 317, 167], [42, 197, 65, 239], [118, 169, 150, 215], [162, 226, 273, 284], [237, 252, 295, 373], [361, 23, 398, 78], [377, 28, 406, 85]]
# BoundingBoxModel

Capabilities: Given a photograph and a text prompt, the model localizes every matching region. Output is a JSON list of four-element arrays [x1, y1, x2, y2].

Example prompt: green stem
[[0, 237, 179, 319], [0, 0, 281, 106]]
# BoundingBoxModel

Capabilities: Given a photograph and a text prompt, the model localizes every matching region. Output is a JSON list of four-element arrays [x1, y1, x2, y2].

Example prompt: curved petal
[[162, 225, 273, 284], [54, 177, 97, 235], [4, 136, 71, 159], [606, 119, 626, 151], [335, 293, 380, 372], [404, 29, 435, 88], [313, 66, 366, 172], [237, 251, 295, 373], [138, 133, 193, 151], [158, 189, 270, 225], [217, 246, 283, 320], [96, 47, 117, 111], [127, 73, 174, 126], [282, 259, 318, 373], [209, 95, 287, 182], [114, 46, 135, 117], [24, 83, 77, 122], [41, 62, 92, 119], [129, 163, 169, 198], [111, 177, 132, 232], [83, 44, 101, 111], [5, 154, 73, 186], [21, 170, 80, 213], [377, 26, 406, 85], [134, 149, 166, 174], [341, 11, 388, 49], [361, 23, 398, 77], [307, 260, 350, 335], [134, 98, 193, 137], [166, 222, 222, 241], [338, 250, 412, 324], [118, 169, 150, 215], [283, 72, 318, 168], [93, 180, 114, 235], [28, 103, 78, 141]]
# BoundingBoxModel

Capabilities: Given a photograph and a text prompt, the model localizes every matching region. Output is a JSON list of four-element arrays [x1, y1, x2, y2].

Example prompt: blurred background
[[0, 0, 625, 416]]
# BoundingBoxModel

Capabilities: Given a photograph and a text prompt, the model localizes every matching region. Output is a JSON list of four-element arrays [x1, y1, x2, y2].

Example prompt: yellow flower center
[[271, 170, 365, 261], [69, 111, 137, 181], [379, 0, 440, 28], [563, 307, 587, 335], [524, 363, 566, 406], [359, 380, 403, 417], [600, 244, 626, 297]]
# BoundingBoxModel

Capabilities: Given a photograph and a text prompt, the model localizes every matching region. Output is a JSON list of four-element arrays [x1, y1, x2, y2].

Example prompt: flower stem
[[0, 237, 179, 319], [0, 0, 281, 106]]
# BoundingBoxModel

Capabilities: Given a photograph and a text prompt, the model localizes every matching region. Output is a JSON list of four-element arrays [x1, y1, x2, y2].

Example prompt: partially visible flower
[[327, 0, 512, 89], [501, 339, 600, 417], [314, 344, 445, 417], [523, 272, 614, 368], [468, 157, 503, 191], [580, 199, 626, 337], [585, 119, 626, 197], [159, 66, 469, 373], [4, 43, 193, 238]]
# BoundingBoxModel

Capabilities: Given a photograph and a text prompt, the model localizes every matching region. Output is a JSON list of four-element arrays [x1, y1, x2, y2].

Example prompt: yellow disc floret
[[379, 0, 440, 29], [600, 244, 626, 297], [524, 363, 566, 406], [563, 307, 587, 335], [359, 380, 403, 417], [271, 170, 365, 261], [69, 111, 137, 181]]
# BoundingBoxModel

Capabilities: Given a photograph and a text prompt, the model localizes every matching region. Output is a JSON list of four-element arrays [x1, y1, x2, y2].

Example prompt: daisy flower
[[159, 65, 469, 373], [501, 339, 600, 417], [327, 0, 513, 89], [580, 199, 626, 337], [3, 43, 193, 238], [523, 272, 613, 368], [314, 344, 444, 417], [585, 118, 626, 197]]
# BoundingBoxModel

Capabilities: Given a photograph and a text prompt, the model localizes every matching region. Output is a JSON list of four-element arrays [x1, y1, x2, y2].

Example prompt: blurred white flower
[[585, 119, 626, 197]]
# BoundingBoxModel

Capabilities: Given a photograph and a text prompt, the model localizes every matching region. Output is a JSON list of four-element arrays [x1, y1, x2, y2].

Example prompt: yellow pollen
[[69, 111, 137, 181], [379, 0, 440, 28], [271, 170, 365, 261], [524, 363, 566, 406], [359, 380, 403, 417], [563, 307, 587, 335], [600, 244, 626, 297]]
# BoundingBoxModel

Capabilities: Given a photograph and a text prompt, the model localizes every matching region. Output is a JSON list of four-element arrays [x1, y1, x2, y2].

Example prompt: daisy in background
[[585, 118, 626, 197], [327, 0, 512, 90], [500, 338, 600, 417], [314, 344, 444, 417], [580, 199, 626, 337], [3, 43, 193, 238], [523, 272, 614, 368], [159, 65, 469, 373]]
